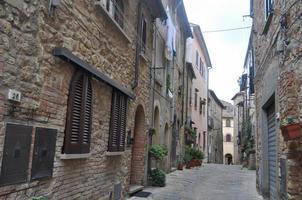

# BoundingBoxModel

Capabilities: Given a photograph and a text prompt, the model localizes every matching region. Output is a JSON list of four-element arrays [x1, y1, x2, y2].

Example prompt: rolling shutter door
[[267, 104, 277, 200]]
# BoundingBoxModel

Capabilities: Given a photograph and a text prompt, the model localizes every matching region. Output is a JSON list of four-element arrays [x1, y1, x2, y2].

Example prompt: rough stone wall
[[253, 0, 302, 199], [208, 94, 223, 164], [0, 0, 153, 199]]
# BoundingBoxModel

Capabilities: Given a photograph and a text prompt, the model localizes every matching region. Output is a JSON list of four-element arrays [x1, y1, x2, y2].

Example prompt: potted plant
[[150, 168, 166, 187], [177, 156, 184, 170], [280, 116, 302, 141]]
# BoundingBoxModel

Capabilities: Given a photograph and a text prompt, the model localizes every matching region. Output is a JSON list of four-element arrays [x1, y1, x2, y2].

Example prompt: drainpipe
[[151, 21, 157, 127], [132, 0, 142, 89]]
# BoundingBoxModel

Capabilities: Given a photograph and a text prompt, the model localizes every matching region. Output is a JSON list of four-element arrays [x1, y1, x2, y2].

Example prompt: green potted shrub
[[149, 145, 168, 161], [150, 168, 166, 187], [177, 156, 184, 170]]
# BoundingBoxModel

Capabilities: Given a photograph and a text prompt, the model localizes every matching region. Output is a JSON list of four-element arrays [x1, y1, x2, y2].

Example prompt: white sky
[[183, 0, 252, 102]]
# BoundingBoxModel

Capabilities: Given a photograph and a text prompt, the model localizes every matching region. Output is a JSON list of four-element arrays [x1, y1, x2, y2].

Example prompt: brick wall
[[0, 0, 153, 199], [253, 0, 302, 199]]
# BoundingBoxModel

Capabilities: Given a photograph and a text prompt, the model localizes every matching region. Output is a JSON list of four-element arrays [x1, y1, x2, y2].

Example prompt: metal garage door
[[267, 104, 277, 200]]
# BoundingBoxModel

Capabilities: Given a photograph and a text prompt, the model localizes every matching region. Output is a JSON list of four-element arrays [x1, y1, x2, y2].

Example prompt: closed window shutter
[[108, 91, 127, 152], [119, 94, 127, 151], [81, 76, 92, 153], [64, 71, 92, 154]]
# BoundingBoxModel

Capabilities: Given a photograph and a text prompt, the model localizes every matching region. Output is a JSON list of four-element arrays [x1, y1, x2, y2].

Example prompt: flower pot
[[177, 163, 184, 170], [281, 123, 302, 141]]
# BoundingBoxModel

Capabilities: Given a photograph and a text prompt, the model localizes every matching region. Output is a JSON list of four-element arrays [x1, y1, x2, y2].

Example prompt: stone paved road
[[128, 164, 263, 200]]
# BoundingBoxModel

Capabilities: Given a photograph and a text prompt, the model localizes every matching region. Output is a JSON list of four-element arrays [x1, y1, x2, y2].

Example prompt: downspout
[[151, 21, 157, 127], [132, 0, 143, 89]]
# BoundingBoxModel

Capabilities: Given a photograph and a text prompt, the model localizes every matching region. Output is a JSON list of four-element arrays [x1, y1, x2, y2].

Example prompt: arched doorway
[[225, 154, 233, 165], [153, 106, 160, 145], [130, 105, 146, 185], [163, 123, 169, 171]]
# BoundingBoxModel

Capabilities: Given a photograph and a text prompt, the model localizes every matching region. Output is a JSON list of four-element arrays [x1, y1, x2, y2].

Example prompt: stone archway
[[225, 154, 233, 165], [130, 105, 146, 186]]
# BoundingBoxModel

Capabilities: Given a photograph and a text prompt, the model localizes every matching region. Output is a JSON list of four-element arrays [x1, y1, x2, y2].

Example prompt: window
[[140, 15, 147, 54], [108, 90, 128, 152], [226, 134, 232, 142], [200, 59, 204, 76], [64, 71, 93, 154], [265, 0, 274, 19], [195, 51, 199, 67], [104, 0, 124, 28], [226, 119, 231, 127], [194, 89, 198, 110], [114, 0, 124, 28], [199, 97, 202, 114]]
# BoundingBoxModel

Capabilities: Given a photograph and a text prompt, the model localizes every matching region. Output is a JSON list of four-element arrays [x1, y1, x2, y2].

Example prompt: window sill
[[106, 151, 124, 156], [60, 153, 91, 160], [95, 2, 131, 43]]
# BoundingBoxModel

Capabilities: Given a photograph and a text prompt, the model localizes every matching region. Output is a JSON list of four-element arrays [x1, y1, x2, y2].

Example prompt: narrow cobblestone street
[[129, 164, 263, 200]]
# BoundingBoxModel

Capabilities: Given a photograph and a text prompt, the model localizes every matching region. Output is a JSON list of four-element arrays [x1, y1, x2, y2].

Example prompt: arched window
[[226, 119, 231, 127], [226, 134, 232, 142], [64, 71, 93, 154]]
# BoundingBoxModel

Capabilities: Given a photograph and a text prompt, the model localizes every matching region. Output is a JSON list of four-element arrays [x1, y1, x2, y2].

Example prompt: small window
[[64, 71, 93, 154], [194, 90, 198, 110], [199, 97, 202, 114], [265, 0, 274, 19], [226, 119, 231, 127], [140, 15, 147, 54], [114, 0, 124, 28], [195, 51, 199, 67], [226, 134, 232, 142], [108, 90, 128, 152]]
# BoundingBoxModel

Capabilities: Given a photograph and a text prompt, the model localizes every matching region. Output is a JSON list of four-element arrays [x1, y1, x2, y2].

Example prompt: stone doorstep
[[129, 185, 144, 195]]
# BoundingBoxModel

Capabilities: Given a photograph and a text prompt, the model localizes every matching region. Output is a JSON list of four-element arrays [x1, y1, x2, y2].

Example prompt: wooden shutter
[[119, 94, 127, 151], [31, 127, 57, 181], [108, 91, 127, 152], [64, 71, 92, 154], [82, 77, 92, 153], [0, 124, 32, 186]]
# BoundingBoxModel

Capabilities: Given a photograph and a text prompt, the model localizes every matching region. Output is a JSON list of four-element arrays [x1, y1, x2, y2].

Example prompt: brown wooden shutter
[[31, 127, 57, 181], [108, 91, 128, 152], [64, 71, 92, 154], [81, 76, 92, 153], [0, 124, 32, 186], [119, 94, 127, 151]]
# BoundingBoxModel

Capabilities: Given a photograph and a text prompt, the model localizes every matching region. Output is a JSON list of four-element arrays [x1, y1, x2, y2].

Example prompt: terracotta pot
[[177, 163, 184, 170], [281, 123, 302, 141]]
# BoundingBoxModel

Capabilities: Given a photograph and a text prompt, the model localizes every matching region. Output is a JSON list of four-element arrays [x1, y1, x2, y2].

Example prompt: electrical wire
[[202, 26, 252, 33]]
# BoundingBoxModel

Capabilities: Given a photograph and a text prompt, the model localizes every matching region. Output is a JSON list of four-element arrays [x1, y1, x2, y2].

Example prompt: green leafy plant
[[149, 145, 168, 160], [149, 128, 156, 136], [183, 153, 192, 164], [150, 168, 166, 187], [185, 126, 197, 139], [166, 74, 171, 93]]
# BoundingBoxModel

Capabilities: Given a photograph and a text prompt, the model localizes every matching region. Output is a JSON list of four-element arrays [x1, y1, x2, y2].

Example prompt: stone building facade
[[252, 0, 302, 199], [231, 92, 245, 165], [186, 24, 211, 158], [151, 0, 191, 171], [221, 100, 235, 165], [207, 90, 224, 164], [0, 0, 166, 199]]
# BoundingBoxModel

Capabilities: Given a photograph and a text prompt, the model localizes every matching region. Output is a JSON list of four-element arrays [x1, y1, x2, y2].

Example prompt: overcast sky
[[183, 0, 252, 103]]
